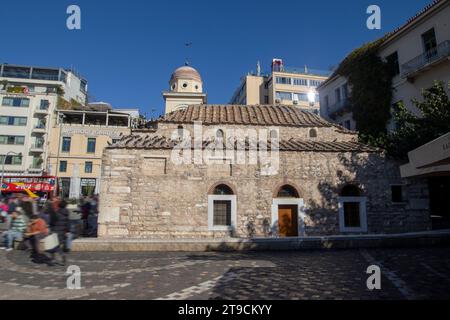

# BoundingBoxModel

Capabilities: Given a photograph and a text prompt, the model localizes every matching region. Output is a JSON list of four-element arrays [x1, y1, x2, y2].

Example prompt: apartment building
[[229, 59, 329, 114], [319, 0, 450, 130], [47, 102, 134, 198], [0, 63, 87, 176]]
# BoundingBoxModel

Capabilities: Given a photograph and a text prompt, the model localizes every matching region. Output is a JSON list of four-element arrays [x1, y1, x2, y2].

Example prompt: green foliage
[[57, 96, 83, 109], [385, 81, 450, 159], [56, 86, 65, 95], [336, 37, 394, 138], [6, 86, 27, 93]]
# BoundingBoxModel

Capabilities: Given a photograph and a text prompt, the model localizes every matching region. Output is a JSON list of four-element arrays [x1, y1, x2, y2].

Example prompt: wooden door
[[278, 205, 298, 237]]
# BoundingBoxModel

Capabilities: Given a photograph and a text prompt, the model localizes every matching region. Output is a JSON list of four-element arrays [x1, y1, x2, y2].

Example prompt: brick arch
[[208, 181, 237, 195], [272, 181, 303, 198], [337, 182, 365, 196]]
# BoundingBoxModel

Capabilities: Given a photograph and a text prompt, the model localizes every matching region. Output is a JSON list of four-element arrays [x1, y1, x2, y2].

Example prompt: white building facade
[[319, 0, 450, 130], [0, 63, 87, 176]]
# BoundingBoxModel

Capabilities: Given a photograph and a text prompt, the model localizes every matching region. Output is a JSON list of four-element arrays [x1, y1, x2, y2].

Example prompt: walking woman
[[49, 200, 71, 265]]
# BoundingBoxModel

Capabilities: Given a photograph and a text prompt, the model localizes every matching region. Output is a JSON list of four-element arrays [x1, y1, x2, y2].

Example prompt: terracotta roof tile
[[108, 134, 380, 153], [160, 104, 333, 127]]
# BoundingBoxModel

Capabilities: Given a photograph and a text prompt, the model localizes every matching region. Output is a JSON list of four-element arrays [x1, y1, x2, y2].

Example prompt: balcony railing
[[29, 165, 44, 171], [34, 106, 49, 114], [276, 67, 331, 77], [327, 98, 351, 118], [402, 40, 450, 78], [31, 142, 45, 150]]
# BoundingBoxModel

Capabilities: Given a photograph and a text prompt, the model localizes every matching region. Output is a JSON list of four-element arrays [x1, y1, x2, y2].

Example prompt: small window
[[339, 184, 367, 233], [177, 125, 184, 138], [61, 137, 71, 152], [213, 200, 231, 226], [386, 52, 400, 76], [344, 120, 351, 130], [391, 185, 403, 203], [335, 88, 341, 102], [270, 130, 278, 139], [87, 138, 96, 153], [309, 129, 317, 138], [208, 184, 236, 231], [216, 129, 224, 139], [59, 161, 67, 173], [40, 99, 50, 110], [85, 161, 93, 173], [182, 83, 188, 88], [1, 155, 22, 165]]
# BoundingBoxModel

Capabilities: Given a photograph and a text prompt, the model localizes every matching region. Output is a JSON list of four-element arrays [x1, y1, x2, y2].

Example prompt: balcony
[[28, 165, 44, 173], [401, 40, 450, 80], [34, 106, 49, 115], [327, 98, 351, 119], [30, 143, 45, 153], [32, 125, 47, 134]]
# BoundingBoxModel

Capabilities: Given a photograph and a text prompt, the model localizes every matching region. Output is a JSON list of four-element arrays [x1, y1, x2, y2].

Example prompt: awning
[[401, 132, 450, 178]]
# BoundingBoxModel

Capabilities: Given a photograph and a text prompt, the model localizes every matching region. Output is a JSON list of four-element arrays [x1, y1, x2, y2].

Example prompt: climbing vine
[[336, 37, 395, 141]]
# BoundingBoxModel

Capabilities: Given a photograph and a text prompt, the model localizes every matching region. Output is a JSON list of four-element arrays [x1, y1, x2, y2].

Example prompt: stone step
[[72, 229, 450, 252]]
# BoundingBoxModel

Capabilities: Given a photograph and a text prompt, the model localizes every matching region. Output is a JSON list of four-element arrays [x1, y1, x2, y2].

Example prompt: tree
[[336, 37, 395, 139], [386, 81, 450, 159]]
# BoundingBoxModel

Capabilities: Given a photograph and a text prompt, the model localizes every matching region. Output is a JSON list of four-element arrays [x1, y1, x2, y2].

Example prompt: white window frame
[[271, 198, 305, 237], [338, 197, 367, 233], [208, 195, 237, 232]]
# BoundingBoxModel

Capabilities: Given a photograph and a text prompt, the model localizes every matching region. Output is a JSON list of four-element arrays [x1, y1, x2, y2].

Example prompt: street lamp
[[1, 151, 23, 190]]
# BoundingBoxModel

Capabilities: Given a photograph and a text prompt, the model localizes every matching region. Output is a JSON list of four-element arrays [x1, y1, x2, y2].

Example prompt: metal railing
[[276, 67, 331, 77], [402, 40, 450, 78], [32, 142, 45, 149]]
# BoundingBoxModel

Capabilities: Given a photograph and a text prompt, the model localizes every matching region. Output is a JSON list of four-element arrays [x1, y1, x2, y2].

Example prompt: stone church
[[97, 65, 430, 239]]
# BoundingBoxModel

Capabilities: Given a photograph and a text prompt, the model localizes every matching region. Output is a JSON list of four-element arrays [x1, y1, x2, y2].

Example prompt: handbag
[[39, 233, 60, 251]]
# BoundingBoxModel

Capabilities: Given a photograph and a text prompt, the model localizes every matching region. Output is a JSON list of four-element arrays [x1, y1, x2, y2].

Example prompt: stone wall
[[98, 147, 431, 239], [153, 123, 357, 143]]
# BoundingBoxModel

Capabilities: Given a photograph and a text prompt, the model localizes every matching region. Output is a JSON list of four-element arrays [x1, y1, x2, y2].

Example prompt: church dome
[[170, 65, 202, 82]]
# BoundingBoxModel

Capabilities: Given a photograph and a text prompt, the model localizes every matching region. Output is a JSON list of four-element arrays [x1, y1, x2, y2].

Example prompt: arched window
[[270, 130, 278, 140], [208, 184, 236, 231], [177, 125, 184, 138], [213, 184, 234, 195], [309, 129, 317, 138], [339, 184, 367, 233], [216, 129, 224, 139], [277, 185, 299, 198]]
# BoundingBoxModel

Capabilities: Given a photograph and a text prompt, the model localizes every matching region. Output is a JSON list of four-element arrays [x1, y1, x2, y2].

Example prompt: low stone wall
[[73, 230, 450, 252]]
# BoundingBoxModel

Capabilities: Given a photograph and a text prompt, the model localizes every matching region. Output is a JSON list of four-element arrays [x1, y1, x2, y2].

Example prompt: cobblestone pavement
[[0, 246, 449, 300]]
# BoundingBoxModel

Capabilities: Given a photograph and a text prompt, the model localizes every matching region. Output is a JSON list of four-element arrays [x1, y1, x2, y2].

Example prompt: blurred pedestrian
[[23, 214, 49, 259], [0, 209, 27, 251], [49, 200, 71, 265]]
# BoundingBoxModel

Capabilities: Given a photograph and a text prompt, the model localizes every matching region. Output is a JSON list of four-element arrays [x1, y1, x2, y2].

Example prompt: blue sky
[[0, 0, 432, 117]]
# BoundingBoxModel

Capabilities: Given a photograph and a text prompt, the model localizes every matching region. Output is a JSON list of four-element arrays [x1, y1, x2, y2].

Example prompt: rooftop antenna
[[184, 42, 192, 66], [256, 61, 261, 76]]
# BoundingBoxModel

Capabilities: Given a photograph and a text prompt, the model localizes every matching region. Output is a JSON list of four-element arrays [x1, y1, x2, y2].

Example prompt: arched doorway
[[272, 184, 304, 237]]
